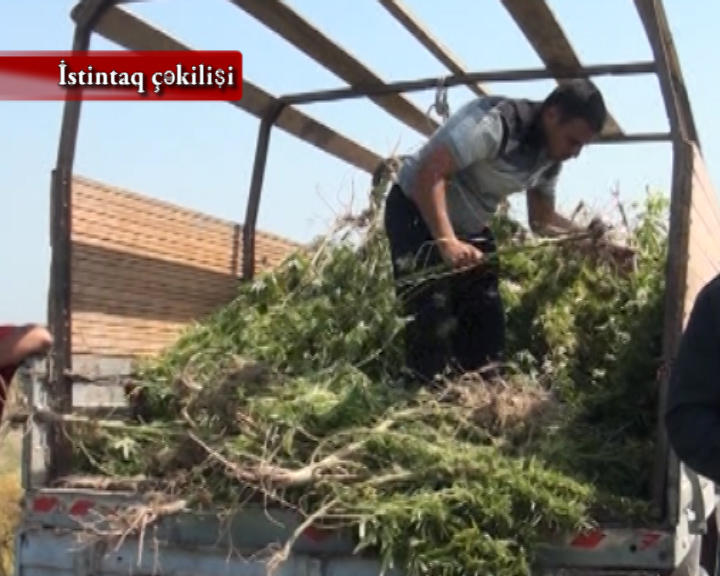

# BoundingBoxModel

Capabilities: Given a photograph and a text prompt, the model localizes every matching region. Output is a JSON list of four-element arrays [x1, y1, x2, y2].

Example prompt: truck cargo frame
[[12, 1, 720, 575]]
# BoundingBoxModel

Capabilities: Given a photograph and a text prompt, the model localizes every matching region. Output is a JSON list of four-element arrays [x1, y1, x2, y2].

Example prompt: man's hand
[[438, 238, 484, 269], [587, 216, 610, 242], [527, 188, 584, 237], [604, 242, 636, 273], [29, 326, 53, 354]]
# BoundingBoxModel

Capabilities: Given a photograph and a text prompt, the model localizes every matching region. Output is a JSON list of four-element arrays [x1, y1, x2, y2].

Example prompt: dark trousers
[[384, 184, 505, 381]]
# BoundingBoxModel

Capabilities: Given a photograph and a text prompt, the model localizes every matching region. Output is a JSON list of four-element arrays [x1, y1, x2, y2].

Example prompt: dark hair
[[542, 79, 607, 133]]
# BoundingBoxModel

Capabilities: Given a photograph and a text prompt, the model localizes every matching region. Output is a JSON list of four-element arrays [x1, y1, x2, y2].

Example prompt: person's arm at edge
[[0, 324, 53, 368]]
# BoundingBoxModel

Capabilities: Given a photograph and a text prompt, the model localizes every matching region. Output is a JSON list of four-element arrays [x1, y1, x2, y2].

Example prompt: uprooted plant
[[64, 176, 670, 576]]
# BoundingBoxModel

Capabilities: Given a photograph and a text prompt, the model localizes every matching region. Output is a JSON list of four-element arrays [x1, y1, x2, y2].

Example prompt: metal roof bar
[[501, 0, 624, 136], [594, 132, 671, 144], [227, 0, 439, 137], [377, 0, 488, 97], [280, 61, 657, 105]]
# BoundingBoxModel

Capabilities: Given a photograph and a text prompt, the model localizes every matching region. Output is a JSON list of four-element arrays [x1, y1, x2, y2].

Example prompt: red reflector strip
[[32, 496, 59, 513], [303, 525, 331, 542], [69, 499, 94, 516], [571, 529, 606, 549], [638, 532, 662, 550]]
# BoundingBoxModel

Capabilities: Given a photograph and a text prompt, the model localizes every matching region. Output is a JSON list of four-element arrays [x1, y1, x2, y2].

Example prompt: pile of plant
[[68, 179, 670, 576]]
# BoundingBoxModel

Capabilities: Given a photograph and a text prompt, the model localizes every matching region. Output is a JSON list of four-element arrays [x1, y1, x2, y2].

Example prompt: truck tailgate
[[15, 489, 688, 576]]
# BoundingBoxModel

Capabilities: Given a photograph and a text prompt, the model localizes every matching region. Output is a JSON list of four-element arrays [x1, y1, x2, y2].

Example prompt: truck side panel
[[15, 530, 395, 576]]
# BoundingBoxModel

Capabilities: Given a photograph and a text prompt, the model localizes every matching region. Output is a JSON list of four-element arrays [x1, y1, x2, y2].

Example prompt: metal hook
[[426, 76, 450, 125], [434, 76, 450, 122]]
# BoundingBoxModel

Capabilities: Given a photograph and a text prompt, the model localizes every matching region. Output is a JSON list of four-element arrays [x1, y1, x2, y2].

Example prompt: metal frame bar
[[656, 139, 694, 526], [47, 0, 118, 481], [242, 101, 287, 280], [46, 5, 703, 533], [279, 61, 657, 105], [633, 0, 702, 528]]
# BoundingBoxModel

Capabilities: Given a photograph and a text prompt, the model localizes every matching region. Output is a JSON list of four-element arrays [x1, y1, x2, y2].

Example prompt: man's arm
[[410, 144, 460, 246], [409, 104, 506, 268], [527, 187, 585, 237], [665, 278, 720, 484], [410, 144, 484, 269], [527, 187, 635, 271], [0, 324, 53, 368]]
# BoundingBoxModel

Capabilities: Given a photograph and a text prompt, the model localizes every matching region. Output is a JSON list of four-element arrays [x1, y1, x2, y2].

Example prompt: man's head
[[539, 79, 607, 162]]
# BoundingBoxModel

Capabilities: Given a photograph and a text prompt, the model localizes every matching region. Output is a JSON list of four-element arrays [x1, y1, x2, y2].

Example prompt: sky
[[1, 0, 718, 324]]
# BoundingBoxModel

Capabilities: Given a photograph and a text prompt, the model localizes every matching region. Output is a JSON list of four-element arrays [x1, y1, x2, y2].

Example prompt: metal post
[[634, 0, 702, 525], [47, 0, 116, 481], [650, 139, 693, 525], [242, 100, 287, 280]]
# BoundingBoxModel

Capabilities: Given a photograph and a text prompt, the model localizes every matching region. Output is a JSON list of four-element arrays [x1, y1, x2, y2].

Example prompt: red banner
[[0, 50, 243, 101]]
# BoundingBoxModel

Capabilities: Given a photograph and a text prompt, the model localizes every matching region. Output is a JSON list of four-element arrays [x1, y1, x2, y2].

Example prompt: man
[[0, 324, 53, 419], [384, 79, 609, 382]]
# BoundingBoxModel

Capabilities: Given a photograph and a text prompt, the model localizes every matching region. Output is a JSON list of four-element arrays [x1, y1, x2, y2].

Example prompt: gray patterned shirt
[[396, 96, 561, 237]]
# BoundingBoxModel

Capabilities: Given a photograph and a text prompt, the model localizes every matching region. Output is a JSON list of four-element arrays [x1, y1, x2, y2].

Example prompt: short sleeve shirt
[[396, 95, 561, 237]]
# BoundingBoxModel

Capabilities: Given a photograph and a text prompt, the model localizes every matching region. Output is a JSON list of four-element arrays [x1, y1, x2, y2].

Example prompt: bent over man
[[384, 79, 608, 381]]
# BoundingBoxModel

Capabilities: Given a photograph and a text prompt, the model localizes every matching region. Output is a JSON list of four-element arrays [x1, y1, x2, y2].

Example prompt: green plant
[[68, 183, 669, 576]]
